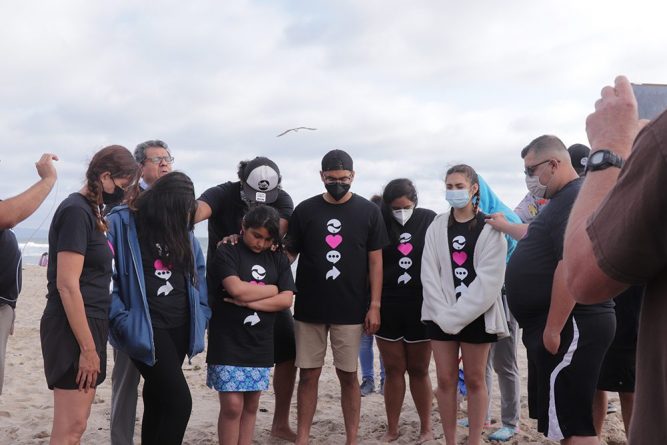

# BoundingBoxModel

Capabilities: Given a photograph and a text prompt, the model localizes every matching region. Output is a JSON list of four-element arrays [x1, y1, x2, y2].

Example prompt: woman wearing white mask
[[421, 165, 508, 445], [375, 178, 436, 443]]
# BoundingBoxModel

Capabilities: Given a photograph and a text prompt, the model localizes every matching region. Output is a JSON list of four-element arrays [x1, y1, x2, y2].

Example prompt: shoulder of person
[[416, 207, 437, 219]]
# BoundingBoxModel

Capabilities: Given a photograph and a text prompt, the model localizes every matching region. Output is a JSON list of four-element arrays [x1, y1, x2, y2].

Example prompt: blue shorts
[[207, 364, 270, 392]]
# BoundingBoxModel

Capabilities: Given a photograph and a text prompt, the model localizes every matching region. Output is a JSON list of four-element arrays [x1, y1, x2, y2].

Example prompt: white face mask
[[446, 189, 470, 209], [525, 174, 548, 199], [392, 208, 414, 226]]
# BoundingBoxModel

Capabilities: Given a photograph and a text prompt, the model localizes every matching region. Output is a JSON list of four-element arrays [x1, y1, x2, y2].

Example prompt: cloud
[[2, 0, 667, 234]]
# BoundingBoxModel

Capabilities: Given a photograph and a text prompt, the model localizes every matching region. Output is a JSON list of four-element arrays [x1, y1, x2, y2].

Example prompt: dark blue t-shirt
[[506, 178, 613, 329], [0, 227, 21, 309]]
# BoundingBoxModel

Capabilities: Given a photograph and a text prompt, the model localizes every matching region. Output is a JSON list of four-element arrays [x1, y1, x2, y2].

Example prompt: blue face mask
[[446, 189, 470, 209]]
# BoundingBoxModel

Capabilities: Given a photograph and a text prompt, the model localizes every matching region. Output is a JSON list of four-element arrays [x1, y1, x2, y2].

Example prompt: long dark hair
[[85, 145, 139, 232], [242, 205, 281, 250], [380, 178, 418, 244], [133, 172, 197, 282], [445, 164, 481, 229]]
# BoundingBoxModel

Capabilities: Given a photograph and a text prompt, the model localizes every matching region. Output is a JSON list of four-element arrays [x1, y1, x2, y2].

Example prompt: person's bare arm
[[365, 249, 383, 335], [564, 75, 640, 303], [227, 291, 294, 312], [0, 153, 58, 229], [484, 212, 528, 240], [194, 200, 212, 224], [56, 251, 99, 391], [542, 261, 577, 354], [222, 275, 279, 302]]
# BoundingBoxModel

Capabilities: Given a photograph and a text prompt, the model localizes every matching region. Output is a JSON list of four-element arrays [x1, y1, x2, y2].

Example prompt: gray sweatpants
[[485, 311, 521, 428], [110, 348, 141, 445], [0, 304, 14, 395]]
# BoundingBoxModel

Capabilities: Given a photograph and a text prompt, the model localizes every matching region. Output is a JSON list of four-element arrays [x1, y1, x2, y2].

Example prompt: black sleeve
[[285, 206, 303, 254], [275, 252, 297, 293], [215, 244, 241, 281], [548, 203, 571, 261], [367, 204, 389, 251], [198, 183, 230, 216], [55, 206, 92, 255], [274, 190, 295, 219]]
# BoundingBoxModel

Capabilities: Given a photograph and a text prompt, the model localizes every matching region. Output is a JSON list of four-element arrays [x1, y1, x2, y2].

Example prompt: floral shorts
[[207, 364, 270, 392]]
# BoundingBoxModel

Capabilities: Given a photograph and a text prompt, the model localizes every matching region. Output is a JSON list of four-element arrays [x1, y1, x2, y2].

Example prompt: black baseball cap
[[240, 157, 281, 203], [321, 149, 353, 171], [568, 143, 590, 176]]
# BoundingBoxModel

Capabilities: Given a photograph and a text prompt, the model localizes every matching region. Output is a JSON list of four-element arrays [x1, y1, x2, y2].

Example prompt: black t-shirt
[[207, 242, 296, 367], [0, 227, 22, 309], [138, 237, 189, 329], [45, 193, 113, 319], [382, 208, 436, 301], [287, 194, 389, 324], [506, 179, 613, 328], [448, 213, 486, 299], [198, 181, 294, 296]]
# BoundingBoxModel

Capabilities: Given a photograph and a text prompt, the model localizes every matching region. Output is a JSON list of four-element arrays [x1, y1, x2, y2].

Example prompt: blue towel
[[477, 175, 522, 262]]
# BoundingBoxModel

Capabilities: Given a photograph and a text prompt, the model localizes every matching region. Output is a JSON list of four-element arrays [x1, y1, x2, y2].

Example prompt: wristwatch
[[584, 149, 624, 173]]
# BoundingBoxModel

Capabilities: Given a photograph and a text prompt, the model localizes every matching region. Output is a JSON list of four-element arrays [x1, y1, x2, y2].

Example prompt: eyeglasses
[[523, 159, 552, 177], [145, 156, 175, 165], [323, 175, 352, 185]]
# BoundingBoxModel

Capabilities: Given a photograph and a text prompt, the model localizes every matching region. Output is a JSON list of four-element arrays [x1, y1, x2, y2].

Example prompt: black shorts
[[40, 314, 108, 390], [597, 348, 636, 392], [375, 298, 428, 343], [273, 309, 296, 364], [425, 315, 497, 344], [522, 312, 615, 441]]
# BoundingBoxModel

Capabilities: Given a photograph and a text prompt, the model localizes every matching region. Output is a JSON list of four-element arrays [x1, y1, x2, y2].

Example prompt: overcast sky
[[2, 0, 666, 237]]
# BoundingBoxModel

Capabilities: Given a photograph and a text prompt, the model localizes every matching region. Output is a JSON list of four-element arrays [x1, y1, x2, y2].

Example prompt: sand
[[0, 266, 628, 444]]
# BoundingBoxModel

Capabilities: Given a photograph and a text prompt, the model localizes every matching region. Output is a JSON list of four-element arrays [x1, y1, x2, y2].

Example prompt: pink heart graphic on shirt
[[397, 243, 413, 256], [154, 259, 171, 271], [249, 281, 266, 286], [325, 234, 343, 249], [452, 252, 467, 266]]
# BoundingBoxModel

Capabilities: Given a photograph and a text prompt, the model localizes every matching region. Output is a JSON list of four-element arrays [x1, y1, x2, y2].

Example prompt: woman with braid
[[40, 145, 138, 444], [421, 164, 508, 445]]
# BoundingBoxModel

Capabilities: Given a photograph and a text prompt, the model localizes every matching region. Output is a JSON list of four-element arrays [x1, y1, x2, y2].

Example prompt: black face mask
[[103, 185, 125, 205], [325, 183, 350, 201]]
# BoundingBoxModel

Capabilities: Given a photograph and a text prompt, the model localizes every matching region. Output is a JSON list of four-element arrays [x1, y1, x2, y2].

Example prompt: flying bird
[[276, 127, 317, 137]]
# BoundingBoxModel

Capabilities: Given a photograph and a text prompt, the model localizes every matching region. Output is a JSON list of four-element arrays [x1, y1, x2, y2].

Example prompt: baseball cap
[[240, 157, 281, 203], [321, 149, 353, 171], [568, 143, 591, 176]]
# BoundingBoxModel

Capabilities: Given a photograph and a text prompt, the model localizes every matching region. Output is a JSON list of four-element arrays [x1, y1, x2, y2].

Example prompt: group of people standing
[[0, 75, 660, 445]]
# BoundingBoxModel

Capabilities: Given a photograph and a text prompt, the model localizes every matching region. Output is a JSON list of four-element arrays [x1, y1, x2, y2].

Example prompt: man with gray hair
[[505, 135, 615, 444], [110, 139, 174, 445]]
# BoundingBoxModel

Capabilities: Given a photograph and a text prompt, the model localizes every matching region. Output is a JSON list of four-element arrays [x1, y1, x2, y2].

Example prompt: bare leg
[[296, 367, 322, 445], [592, 390, 607, 438], [271, 360, 297, 442], [239, 391, 261, 445], [431, 341, 460, 445], [51, 388, 96, 445], [376, 339, 406, 442], [618, 392, 634, 437], [460, 342, 492, 445], [218, 392, 243, 445], [336, 368, 361, 445], [406, 342, 434, 443]]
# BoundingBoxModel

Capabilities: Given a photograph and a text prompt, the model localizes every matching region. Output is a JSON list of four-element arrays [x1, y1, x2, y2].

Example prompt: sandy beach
[[0, 266, 628, 444]]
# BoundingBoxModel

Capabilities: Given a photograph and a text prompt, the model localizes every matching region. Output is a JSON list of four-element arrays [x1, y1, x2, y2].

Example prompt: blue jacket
[[106, 206, 211, 366], [477, 175, 522, 263]]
